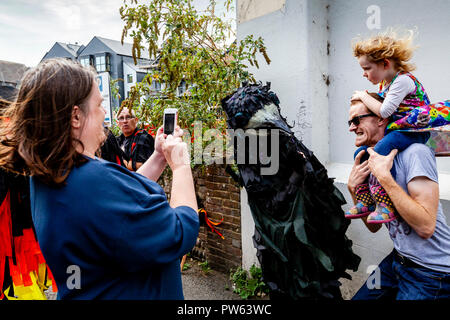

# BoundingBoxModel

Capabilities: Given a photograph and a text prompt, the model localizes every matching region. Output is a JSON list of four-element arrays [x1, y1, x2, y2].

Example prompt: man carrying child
[[347, 95, 450, 300]]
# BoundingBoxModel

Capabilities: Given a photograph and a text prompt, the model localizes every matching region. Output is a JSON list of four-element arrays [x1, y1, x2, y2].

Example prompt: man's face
[[117, 108, 137, 137], [348, 102, 384, 147]]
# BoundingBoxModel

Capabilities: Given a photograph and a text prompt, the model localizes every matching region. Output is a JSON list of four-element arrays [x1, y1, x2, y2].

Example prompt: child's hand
[[351, 90, 368, 102]]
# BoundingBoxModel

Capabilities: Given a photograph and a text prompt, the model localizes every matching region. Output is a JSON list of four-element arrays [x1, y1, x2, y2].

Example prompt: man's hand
[[367, 148, 398, 183], [348, 149, 382, 233], [365, 147, 439, 239], [123, 159, 131, 171], [122, 159, 142, 172], [347, 149, 371, 193]]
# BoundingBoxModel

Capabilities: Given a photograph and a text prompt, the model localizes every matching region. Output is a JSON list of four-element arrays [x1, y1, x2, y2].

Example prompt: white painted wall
[[307, 0, 330, 164], [237, 0, 330, 162], [237, 0, 286, 24], [123, 62, 137, 100], [240, 189, 259, 270], [237, 0, 331, 271]]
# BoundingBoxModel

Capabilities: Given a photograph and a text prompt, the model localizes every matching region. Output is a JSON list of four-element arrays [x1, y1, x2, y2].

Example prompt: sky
[[0, 0, 235, 67]]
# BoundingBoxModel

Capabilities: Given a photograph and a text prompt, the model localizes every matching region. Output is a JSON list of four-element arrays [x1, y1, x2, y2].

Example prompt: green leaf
[[118, 0, 270, 168]]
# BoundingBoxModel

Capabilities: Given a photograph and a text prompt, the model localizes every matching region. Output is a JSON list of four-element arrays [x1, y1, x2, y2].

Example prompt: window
[[152, 80, 161, 92], [127, 74, 133, 83], [95, 55, 106, 72], [80, 57, 90, 67], [178, 80, 186, 96], [105, 54, 111, 72]]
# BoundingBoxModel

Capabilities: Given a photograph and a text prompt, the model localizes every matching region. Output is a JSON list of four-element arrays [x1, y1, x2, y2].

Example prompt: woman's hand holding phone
[[160, 126, 189, 171]]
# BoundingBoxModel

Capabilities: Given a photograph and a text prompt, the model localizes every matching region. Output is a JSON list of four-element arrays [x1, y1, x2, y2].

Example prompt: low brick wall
[[159, 164, 242, 273]]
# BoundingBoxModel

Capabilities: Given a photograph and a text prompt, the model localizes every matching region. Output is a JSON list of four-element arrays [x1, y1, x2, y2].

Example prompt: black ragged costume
[[221, 82, 360, 299]]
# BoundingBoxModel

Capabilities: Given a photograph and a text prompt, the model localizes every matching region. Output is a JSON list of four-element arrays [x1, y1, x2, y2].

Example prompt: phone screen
[[164, 113, 175, 134]]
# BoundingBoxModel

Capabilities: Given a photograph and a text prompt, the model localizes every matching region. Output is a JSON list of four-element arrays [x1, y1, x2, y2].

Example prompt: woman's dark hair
[[0, 58, 97, 187]]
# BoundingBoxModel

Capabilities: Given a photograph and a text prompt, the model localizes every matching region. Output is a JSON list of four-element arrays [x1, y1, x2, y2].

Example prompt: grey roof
[[57, 42, 83, 58], [0, 85, 18, 101], [138, 54, 160, 70], [123, 61, 149, 73], [0, 60, 29, 84], [96, 36, 150, 59]]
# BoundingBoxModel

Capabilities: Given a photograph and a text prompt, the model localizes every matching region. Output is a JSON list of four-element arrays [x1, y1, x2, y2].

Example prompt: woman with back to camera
[[0, 58, 199, 300]]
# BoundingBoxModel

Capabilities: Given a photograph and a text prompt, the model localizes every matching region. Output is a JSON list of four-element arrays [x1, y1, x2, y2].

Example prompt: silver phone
[[163, 108, 178, 135]]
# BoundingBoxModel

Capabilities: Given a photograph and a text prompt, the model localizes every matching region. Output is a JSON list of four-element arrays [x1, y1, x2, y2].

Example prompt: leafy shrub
[[230, 265, 268, 299]]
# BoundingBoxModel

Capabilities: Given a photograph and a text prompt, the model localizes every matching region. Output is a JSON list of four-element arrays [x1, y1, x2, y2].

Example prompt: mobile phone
[[163, 108, 178, 135]]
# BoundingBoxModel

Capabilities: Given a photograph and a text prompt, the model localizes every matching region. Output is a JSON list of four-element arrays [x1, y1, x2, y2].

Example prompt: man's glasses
[[348, 113, 376, 127], [118, 115, 135, 122]]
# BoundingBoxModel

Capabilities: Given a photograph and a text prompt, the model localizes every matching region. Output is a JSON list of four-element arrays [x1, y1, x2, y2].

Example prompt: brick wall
[[159, 164, 242, 273]]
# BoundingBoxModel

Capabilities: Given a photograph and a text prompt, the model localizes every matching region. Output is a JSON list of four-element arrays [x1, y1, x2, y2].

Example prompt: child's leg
[[374, 131, 430, 155], [354, 146, 369, 164], [368, 132, 429, 224], [345, 145, 374, 219], [373, 131, 430, 178]]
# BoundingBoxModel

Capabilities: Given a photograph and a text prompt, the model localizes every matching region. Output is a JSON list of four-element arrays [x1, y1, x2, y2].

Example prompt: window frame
[[127, 74, 133, 83], [95, 55, 106, 72], [152, 80, 161, 92], [80, 56, 90, 67]]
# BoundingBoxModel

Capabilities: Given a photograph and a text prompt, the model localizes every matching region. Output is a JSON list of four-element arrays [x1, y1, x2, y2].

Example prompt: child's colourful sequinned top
[[379, 72, 450, 131]]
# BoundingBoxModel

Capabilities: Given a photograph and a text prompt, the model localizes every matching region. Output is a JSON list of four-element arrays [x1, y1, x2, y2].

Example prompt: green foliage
[[109, 122, 121, 137], [110, 78, 122, 101], [109, 78, 123, 136], [198, 260, 211, 274], [182, 262, 192, 271], [119, 0, 270, 143], [230, 265, 269, 300]]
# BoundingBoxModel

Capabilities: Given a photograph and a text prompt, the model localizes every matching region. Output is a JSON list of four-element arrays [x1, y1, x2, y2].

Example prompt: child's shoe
[[345, 183, 375, 219], [367, 184, 397, 224]]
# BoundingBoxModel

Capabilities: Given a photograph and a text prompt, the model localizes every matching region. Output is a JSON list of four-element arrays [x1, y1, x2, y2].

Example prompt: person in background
[[0, 58, 199, 300], [117, 108, 155, 171]]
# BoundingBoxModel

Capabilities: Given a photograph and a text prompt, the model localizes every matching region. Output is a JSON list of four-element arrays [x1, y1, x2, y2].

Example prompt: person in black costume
[[221, 82, 360, 300]]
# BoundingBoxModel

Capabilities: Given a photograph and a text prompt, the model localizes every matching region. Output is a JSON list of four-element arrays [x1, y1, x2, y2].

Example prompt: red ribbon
[[199, 208, 225, 239]]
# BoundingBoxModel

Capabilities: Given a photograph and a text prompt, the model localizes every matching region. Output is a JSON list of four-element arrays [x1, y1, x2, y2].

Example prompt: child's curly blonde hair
[[352, 28, 417, 72]]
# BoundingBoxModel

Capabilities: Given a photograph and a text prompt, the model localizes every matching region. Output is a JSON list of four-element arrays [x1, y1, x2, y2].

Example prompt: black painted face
[[229, 111, 251, 129], [221, 82, 280, 130]]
